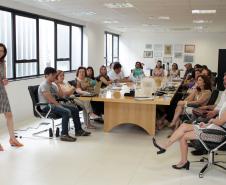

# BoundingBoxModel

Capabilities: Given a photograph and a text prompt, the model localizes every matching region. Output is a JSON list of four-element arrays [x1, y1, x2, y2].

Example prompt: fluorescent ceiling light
[[194, 26, 204, 30], [193, 20, 212, 24], [158, 16, 170, 20], [35, 0, 61, 2], [192, 10, 216, 14], [103, 20, 119, 24], [104, 2, 134, 8], [76, 11, 96, 16]]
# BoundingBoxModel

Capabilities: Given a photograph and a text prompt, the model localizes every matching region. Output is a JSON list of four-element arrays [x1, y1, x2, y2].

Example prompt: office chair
[[193, 128, 226, 178], [181, 89, 219, 122], [28, 85, 62, 138]]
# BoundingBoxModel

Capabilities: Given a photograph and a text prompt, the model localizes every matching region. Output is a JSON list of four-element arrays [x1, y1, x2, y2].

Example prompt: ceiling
[[11, 0, 226, 33]]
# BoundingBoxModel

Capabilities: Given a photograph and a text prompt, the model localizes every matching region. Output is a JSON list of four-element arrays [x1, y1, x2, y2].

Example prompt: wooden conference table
[[81, 77, 181, 136]]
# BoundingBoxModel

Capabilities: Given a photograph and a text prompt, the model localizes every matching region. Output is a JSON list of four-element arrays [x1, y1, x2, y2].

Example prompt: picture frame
[[143, 51, 153, 58], [145, 44, 152, 49], [184, 44, 195, 53], [154, 51, 162, 58], [174, 52, 183, 58], [164, 44, 172, 55], [154, 44, 163, 51], [184, 55, 194, 63], [163, 57, 173, 63]]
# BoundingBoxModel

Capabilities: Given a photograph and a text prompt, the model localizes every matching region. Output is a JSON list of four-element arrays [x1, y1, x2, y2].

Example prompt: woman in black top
[[96, 65, 112, 88]]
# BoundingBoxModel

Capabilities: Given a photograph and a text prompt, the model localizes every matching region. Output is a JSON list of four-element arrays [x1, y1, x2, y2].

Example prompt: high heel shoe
[[9, 138, 23, 147], [0, 144, 4, 151], [172, 161, 190, 170], [152, 138, 166, 154]]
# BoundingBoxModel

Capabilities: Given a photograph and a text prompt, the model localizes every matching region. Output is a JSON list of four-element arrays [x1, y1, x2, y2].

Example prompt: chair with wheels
[[28, 85, 62, 138], [193, 128, 226, 178]]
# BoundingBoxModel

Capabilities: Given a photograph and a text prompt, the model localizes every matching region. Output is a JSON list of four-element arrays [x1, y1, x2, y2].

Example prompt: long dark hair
[[76, 66, 87, 77], [87, 66, 95, 79], [0, 43, 7, 61], [155, 60, 163, 69], [196, 75, 212, 92]]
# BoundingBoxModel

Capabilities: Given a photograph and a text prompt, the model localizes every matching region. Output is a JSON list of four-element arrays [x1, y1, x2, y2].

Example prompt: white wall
[[0, 1, 106, 127], [83, 23, 105, 72], [119, 32, 226, 76]]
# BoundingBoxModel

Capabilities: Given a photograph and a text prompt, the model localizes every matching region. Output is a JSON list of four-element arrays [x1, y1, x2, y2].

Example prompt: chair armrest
[[56, 97, 68, 102], [202, 128, 226, 136], [187, 103, 200, 108], [36, 102, 49, 106]]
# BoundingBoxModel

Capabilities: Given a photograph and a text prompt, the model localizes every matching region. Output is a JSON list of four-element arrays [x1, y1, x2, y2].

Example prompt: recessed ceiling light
[[192, 10, 216, 14], [104, 2, 134, 8], [193, 20, 212, 24], [158, 16, 170, 20]]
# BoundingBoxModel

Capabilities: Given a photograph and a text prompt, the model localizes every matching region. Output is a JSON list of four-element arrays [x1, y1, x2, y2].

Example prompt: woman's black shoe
[[172, 161, 190, 170], [152, 138, 166, 154]]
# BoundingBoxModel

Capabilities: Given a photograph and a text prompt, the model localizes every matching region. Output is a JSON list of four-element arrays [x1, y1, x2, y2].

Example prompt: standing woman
[[0, 43, 23, 151]]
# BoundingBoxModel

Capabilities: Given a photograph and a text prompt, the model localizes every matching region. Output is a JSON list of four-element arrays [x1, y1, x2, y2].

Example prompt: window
[[56, 24, 70, 71], [0, 6, 83, 79], [39, 19, 54, 74], [0, 10, 13, 78], [15, 15, 37, 77], [104, 32, 119, 66], [71, 26, 82, 70]]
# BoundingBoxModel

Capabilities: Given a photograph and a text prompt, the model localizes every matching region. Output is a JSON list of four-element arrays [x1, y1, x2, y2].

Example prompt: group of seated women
[[153, 63, 226, 170]]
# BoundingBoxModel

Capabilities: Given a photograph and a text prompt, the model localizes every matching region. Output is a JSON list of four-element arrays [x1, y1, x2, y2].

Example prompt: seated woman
[[130, 61, 144, 81], [55, 70, 95, 129], [169, 63, 180, 78], [96, 65, 112, 88], [152, 60, 164, 77], [168, 75, 212, 129], [153, 102, 226, 170], [76, 67, 102, 121]]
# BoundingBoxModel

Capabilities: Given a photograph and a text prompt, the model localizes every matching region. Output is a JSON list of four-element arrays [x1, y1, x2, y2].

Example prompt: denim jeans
[[43, 104, 82, 135]]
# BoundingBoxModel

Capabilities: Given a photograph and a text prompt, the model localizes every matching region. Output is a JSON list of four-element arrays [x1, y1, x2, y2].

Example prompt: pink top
[[153, 68, 164, 77]]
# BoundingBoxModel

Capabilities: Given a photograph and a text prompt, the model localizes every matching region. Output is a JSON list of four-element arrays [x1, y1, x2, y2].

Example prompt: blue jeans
[[43, 104, 82, 135]]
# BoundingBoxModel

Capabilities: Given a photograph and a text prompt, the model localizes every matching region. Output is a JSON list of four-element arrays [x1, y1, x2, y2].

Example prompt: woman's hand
[[199, 122, 206, 128], [2, 79, 8, 86]]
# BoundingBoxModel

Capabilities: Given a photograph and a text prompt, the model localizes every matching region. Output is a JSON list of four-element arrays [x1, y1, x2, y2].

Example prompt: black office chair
[[193, 128, 226, 178], [28, 85, 62, 138]]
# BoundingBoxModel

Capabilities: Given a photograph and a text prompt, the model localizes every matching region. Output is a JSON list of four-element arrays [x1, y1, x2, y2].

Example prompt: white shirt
[[215, 89, 226, 111], [108, 70, 125, 81]]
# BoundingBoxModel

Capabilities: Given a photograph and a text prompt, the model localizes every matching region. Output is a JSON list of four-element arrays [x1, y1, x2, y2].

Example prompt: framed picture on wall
[[145, 44, 152, 49], [143, 51, 153, 58], [154, 51, 162, 58], [184, 55, 194, 63], [184, 44, 195, 53], [164, 45, 172, 55], [174, 52, 183, 58], [163, 57, 173, 63]]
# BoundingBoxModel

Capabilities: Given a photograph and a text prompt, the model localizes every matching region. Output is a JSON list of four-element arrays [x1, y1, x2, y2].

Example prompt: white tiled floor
[[0, 120, 226, 185]]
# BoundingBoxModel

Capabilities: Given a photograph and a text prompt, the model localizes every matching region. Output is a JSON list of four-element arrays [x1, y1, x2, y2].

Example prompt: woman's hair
[[197, 75, 212, 91], [56, 70, 64, 80], [202, 68, 212, 77], [172, 63, 178, 70], [0, 43, 7, 61], [99, 65, 107, 75], [155, 60, 162, 68], [135, 61, 143, 69], [76, 66, 87, 77], [87, 66, 95, 79]]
